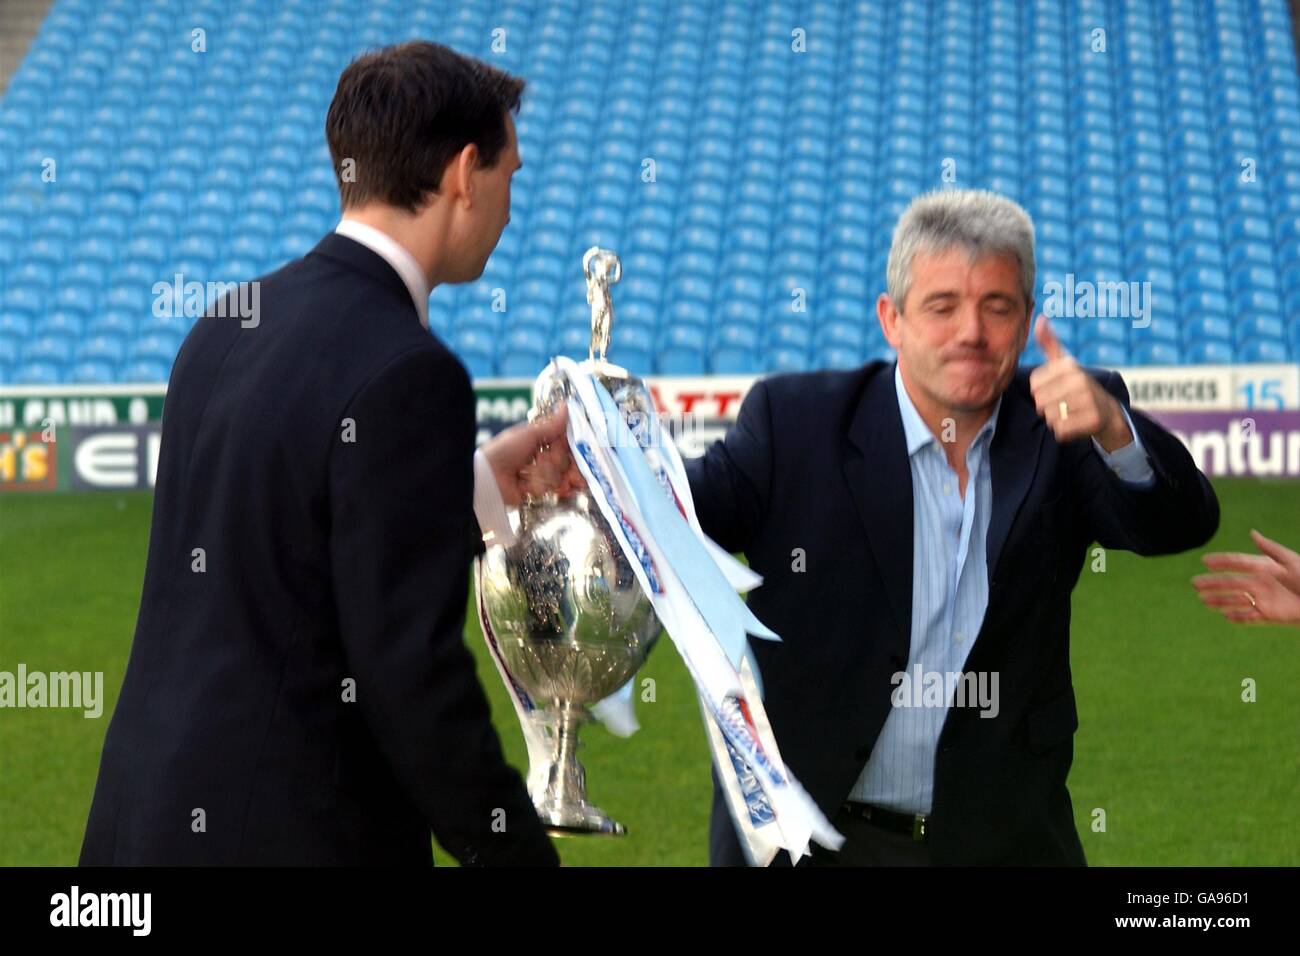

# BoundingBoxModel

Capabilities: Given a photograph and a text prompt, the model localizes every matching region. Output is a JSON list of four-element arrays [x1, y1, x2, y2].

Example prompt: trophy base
[[532, 703, 627, 837], [539, 806, 627, 838]]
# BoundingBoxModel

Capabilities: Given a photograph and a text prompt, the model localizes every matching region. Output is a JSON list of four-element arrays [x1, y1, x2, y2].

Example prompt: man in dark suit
[[687, 190, 1220, 865], [81, 43, 563, 866]]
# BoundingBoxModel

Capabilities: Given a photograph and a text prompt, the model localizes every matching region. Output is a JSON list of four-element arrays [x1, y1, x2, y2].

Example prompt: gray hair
[[886, 189, 1036, 313]]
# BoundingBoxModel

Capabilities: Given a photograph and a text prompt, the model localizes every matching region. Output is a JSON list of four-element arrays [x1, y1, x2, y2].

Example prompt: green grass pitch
[[1, 479, 1297, 866]]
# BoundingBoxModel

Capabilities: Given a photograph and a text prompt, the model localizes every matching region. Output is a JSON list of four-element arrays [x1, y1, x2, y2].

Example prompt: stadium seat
[[1183, 339, 1236, 364], [1236, 338, 1290, 363], [68, 361, 117, 384], [76, 335, 128, 365], [657, 325, 708, 374], [11, 357, 62, 384], [1130, 341, 1184, 365], [118, 359, 171, 383], [1076, 342, 1129, 367]]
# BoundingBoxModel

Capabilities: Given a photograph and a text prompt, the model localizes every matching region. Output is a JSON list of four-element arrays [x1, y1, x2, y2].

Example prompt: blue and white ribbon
[[555, 357, 842, 865]]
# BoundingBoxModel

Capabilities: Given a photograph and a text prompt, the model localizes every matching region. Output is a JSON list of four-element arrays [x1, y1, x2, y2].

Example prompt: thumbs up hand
[[1033, 311, 1069, 363], [1028, 315, 1133, 451]]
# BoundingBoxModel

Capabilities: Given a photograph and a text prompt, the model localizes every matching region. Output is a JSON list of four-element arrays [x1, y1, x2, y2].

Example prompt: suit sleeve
[[328, 346, 558, 866], [684, 377, 775, 554], [1073, 369, 1220, 555]]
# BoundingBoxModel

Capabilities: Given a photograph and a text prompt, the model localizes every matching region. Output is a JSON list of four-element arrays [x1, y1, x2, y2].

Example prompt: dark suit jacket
[[686, 361, 1219, 866], [80, 233, 558, 866]]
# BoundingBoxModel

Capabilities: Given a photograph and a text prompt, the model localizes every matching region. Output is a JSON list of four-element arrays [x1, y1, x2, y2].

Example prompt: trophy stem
[[535, 702, 626, 837]]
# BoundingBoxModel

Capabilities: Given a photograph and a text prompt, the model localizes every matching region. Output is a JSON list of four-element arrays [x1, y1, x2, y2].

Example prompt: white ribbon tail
[[590, 678, 640, 738]]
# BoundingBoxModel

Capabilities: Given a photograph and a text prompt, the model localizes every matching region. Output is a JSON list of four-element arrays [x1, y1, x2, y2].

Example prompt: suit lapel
[[842, 368, 913, 656], [986, 377, 1046, 580]]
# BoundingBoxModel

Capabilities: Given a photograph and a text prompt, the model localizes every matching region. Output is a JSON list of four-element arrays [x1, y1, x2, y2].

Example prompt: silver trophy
[[477, 248, 661, 836]]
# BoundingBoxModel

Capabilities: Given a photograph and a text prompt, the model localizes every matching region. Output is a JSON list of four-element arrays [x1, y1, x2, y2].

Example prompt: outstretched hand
[[481, 404, 586, 506], [1193, 530, 1300, 626]]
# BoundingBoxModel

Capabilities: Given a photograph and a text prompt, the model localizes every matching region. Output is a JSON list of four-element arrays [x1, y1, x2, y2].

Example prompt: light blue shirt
[[850, 364, 1152, 814]]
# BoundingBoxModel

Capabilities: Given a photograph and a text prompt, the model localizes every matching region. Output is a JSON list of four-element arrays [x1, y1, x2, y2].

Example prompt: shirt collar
[[334, 218, 430, 329], [893, 362, 1001, 459]]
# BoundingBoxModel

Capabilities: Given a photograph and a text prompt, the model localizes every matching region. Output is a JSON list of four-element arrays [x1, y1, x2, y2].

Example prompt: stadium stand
[[0, 0, 1297, 383]]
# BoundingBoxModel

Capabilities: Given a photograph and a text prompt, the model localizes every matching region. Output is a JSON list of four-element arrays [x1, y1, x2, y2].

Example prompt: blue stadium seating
[[1, 0, 1298, 383]]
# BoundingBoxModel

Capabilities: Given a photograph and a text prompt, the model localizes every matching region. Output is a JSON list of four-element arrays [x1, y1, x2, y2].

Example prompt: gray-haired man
[[685, 189, 1219, 865]]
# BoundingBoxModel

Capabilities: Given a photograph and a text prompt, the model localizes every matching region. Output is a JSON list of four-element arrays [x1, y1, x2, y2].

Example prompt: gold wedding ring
[[1244, 591, 1257, 608], [1058, 400, 1069, 421]]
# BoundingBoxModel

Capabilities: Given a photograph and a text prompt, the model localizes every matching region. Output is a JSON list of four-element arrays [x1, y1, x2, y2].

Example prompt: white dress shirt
[[334, 218, 515, 547]]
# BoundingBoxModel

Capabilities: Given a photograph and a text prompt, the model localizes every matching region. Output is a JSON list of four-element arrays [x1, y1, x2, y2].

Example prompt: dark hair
[[325, 41, 525, 213]]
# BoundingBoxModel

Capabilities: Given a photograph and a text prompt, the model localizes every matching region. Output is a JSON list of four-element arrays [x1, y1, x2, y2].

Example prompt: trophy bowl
[[479, 491, 661, 835]]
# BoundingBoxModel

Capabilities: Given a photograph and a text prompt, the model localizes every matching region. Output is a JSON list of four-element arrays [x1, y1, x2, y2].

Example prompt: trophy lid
[[581, 246, 654, 409], [583, 247, 621, 372], [532, 247, 654, 422]]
